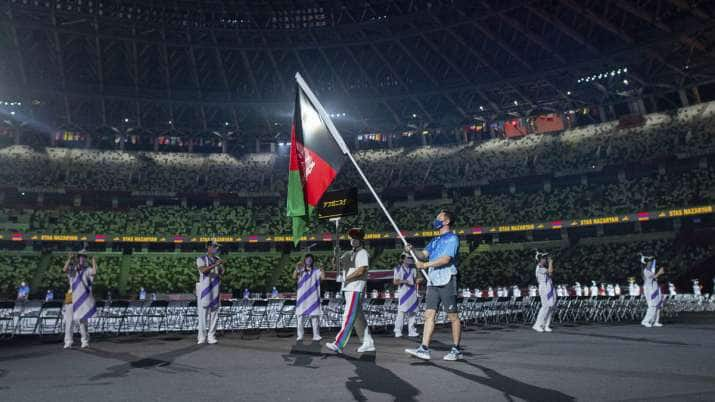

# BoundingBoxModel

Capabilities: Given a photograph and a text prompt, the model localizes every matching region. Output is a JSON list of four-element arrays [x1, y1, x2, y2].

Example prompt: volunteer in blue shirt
[[404, 210, 462, 361]]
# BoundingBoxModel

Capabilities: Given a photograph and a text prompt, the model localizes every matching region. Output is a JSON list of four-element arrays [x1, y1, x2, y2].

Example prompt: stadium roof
[[1, 0, 714, 139]]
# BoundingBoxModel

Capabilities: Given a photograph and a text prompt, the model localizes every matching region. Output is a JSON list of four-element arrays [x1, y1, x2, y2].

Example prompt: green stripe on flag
[[286, 170, 308, 246]]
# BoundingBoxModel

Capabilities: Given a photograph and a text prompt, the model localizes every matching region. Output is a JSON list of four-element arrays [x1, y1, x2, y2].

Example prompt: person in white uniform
[[326, 228, 375, 354], [668, 282, 677, 295], [641, 255, 665, 328], [196, 241, 224, 345], [63, 249, 97, 349], [293, 253, 324, 341], [533, 252, 555, 333], [393, 253, 421, 338], [692, 279, 702, 296]]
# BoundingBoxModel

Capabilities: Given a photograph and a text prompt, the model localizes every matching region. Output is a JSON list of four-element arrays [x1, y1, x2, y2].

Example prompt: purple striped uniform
[[296, 268, 322, 317]]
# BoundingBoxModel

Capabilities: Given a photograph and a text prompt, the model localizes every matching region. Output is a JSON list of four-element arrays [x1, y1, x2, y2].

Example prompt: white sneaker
[[207, 338, 218, 345], [443, 347, 463, 361], [543, 326, 553, 332], [325, 342, 342, 354], [532, 324, 544, 333], [405, 346, 431, 360], [357, 343, 375, 353], [653, 322, 663, 327], [81, 342, 89, 349], [311, 336, 322, 341]]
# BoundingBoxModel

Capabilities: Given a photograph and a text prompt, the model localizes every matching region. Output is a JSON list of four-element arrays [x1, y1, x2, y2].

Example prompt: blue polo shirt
[[425, 231, 459, 286]]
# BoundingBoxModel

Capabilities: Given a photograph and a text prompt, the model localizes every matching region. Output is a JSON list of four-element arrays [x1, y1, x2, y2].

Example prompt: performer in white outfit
[[393, 253, 420, 338], [641, 255, 665, 328], [196, 241, 224, 345], [293, 254, 324, 341], [326, 228, 375, 354], [668, 282, 677, 295], [533, 252, 555, 333], [574, 282, 583, 297], [692, 279, 702, 296], [63, 250, 97, 349], [512, 285, 521, 298]]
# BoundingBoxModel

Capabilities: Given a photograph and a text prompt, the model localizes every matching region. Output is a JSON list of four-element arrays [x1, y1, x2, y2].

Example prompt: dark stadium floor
[[2, 315, 715, 402]]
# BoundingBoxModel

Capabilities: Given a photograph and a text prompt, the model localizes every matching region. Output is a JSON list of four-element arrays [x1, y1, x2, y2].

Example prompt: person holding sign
[[393, 253, 421, 338], [641, 255, 665, 328], [293, 253, 325, 341], [196, 241, 224, 345], [63, 249, 97, 349], [405, 210, 462, 361], [326, 228, 375, 354], [533, 252, 556, 333]]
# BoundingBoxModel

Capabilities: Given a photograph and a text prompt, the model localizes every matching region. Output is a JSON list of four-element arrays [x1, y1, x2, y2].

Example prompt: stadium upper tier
[[0, 155, 711, 236], [1, 102, 714, 195]]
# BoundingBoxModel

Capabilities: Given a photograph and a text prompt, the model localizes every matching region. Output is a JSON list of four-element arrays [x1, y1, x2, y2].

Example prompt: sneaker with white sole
[[325, 342, 342, 354], [405, 346, 431, 360], [357, 343, 375, 353], [532, 324, 544, 333], [443, 347, 463, 361]]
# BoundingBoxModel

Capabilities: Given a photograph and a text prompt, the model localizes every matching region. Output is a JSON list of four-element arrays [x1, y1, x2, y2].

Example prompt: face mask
[[432, 219, 444, 230], [350, 239, 361, 248]]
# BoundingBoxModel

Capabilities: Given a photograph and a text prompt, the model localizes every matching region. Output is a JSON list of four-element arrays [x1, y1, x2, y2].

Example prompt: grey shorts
[[425, 275, 458, 313]]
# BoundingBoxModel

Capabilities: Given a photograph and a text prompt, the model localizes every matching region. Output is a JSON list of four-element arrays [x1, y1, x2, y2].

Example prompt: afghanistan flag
[[287, 85, 347, 245]]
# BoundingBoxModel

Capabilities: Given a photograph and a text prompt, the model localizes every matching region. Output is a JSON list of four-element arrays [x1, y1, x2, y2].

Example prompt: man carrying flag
[[287, 73, 429, 353]]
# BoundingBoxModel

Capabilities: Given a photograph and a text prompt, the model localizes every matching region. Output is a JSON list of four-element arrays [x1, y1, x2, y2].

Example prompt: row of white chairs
[[0, 294, 712, 339]]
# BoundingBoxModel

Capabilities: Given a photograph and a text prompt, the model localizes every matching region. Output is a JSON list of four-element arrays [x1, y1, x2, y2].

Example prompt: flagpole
[[295, 73, 431, 285]]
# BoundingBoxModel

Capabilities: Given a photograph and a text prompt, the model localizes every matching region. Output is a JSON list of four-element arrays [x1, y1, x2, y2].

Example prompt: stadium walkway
[[1, 314, 714, 401]]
